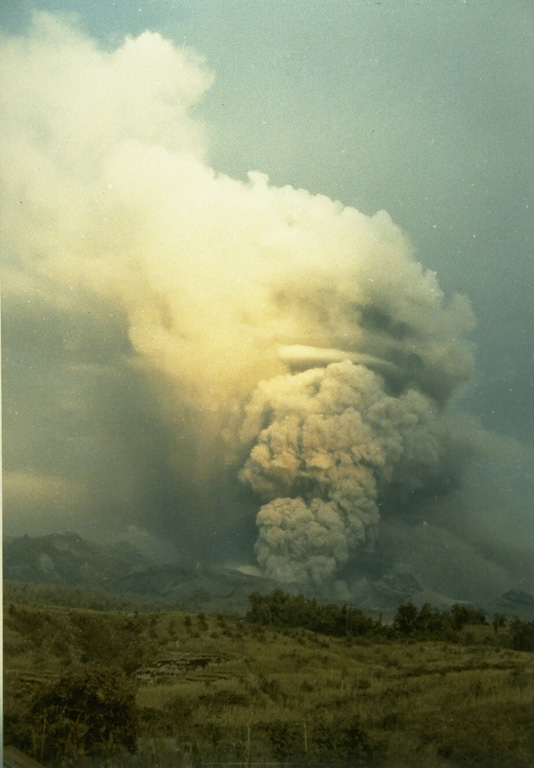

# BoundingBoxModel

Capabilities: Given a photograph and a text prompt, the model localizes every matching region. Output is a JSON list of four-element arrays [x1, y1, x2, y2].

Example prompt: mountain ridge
[[4, 532, 534, 619]]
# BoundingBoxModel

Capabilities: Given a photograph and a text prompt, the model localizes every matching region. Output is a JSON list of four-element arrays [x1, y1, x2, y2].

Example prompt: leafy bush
[[393, 601, 488, 640], [263, 720, 303, 762], [312, 714, 372, 765], [247, 589, 378, 638], [509, 618, 534, 652], [26, 666, 139, 765], [449, 603, 488, 630], [393, 602, 419, 636]]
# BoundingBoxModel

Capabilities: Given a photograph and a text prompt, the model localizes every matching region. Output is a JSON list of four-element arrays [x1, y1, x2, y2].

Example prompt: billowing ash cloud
[[239, 362, 448, 588], [2, 14, 531, 597]]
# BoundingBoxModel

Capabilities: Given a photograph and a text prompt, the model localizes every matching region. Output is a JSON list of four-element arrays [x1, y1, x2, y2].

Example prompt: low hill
[[3, 595, 534, 768]]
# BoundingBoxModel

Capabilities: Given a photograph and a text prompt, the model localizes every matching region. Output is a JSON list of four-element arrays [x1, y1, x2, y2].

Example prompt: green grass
[[4, 588, 534, 767]]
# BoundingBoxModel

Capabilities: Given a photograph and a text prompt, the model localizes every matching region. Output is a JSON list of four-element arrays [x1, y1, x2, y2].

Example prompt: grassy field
[[3, 586, 534, 768]]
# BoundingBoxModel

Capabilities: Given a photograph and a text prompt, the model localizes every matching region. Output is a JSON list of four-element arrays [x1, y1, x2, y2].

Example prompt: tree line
[[247, 588, 534, 648]]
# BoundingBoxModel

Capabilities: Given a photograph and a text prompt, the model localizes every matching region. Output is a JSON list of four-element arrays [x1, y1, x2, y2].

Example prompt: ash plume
[[2, 14, 531, 599], [239, 361, 450, 588]]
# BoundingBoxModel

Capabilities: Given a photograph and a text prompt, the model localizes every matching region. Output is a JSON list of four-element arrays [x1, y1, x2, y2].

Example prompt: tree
[[312, 714, 372, 764], [416, 603, 454, 638], [449, 603, 487, 631], [393, 602, 418, 636], [509, 618, 534, 652], [492, 613, 507, 634], [29, 666, 139, 765], [247, 591, 274, 624]]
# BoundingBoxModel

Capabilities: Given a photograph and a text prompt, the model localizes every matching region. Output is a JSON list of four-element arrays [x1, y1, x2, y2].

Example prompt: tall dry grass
[[4, 595, 534, 767]]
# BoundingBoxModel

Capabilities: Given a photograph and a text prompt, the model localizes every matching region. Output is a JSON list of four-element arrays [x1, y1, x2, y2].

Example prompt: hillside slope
[[4, 596, 534, 768]]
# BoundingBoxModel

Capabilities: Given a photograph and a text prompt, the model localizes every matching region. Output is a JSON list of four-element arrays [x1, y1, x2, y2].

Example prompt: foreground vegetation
[[4, 586, 534, 767]]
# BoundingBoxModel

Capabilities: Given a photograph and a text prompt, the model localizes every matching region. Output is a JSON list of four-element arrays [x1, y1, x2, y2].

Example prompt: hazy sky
[[1, 1, 533, 595]]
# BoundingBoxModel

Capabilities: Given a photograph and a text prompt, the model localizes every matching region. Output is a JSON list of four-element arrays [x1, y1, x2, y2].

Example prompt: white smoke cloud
[[0, 14, 474, 411], [7, 14, 521, 595]]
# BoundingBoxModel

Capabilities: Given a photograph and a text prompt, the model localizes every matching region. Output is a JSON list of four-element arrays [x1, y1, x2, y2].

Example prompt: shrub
[[449, 603, 487, 630], [27, 666, 139, 765], [509, 618, 534, 652], [247, 589, 379, 638], [393, 602, 418, 636], [312, 714, 372, 765], [264, 720, 302, 762]]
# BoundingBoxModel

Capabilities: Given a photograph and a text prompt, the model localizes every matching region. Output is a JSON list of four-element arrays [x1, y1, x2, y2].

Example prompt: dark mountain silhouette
[[2, 532, 280, 613], [4, 532, 534, 618]]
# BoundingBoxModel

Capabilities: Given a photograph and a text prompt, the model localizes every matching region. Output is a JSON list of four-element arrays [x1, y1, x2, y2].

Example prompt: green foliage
[[248, 591, 495, 645], [493, 612, 507, 633], [252, 714, 372, 765], [393, 601, 419, 636], [393, 601, 488, 640], [509, 618, 534, 652], [247, 589, 377, 638], [416, 602, 454, 637], [449, 603, 488, 630], [28, 666, 139, 765], [262, 720, 302, 762], [4, 590, 534, 768], [312, 714, 372, 765]]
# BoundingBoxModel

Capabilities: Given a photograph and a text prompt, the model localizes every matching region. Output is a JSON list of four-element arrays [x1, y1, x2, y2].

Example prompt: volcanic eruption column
[[0, 18, 476, 586]]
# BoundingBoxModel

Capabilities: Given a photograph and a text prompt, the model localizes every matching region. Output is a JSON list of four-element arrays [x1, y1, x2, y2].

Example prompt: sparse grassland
[[3, 587, 534, 768]]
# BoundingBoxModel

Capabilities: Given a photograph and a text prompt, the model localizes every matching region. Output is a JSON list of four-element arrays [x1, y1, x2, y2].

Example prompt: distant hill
[[3, 532, 152, 589], [484, 589, 534, 621], [3, 532, 534, 618], [2, 532, 281, 613]]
